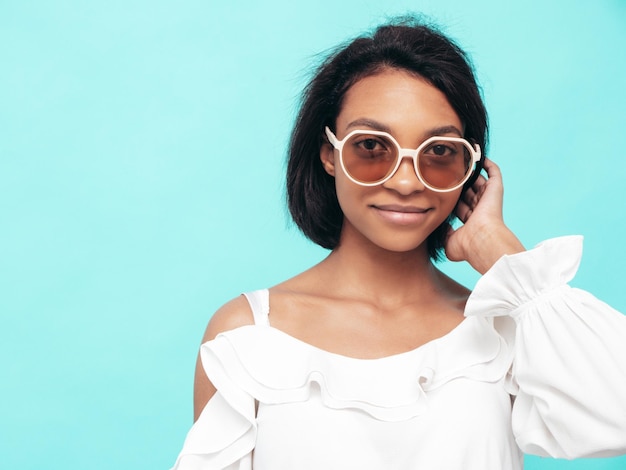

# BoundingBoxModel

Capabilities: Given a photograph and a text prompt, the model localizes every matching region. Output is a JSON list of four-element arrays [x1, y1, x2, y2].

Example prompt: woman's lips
[[371, 204, 432, 225]]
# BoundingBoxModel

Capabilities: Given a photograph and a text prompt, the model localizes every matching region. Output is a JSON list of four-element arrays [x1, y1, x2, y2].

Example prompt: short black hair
[[286, 17, 488, 259]]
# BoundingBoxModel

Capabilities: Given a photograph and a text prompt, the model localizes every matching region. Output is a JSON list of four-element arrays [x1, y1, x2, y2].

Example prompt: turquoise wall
[[1, 1, 625, 468]]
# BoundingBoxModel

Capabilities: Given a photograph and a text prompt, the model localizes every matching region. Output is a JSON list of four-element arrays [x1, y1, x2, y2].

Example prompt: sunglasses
[[325, 127, 482, 192]]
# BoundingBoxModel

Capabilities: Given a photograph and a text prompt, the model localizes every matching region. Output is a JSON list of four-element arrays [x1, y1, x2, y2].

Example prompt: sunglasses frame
[[324, 126, 482, 192]]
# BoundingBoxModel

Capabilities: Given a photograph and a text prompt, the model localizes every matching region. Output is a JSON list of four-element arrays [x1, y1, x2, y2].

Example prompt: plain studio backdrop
[[1, 1, 625, 469]]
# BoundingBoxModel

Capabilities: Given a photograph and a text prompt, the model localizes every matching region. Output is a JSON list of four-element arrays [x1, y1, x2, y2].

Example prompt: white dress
[[171, 237, 626, 469]]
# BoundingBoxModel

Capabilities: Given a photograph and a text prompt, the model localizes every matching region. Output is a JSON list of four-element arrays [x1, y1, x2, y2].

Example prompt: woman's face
[[320, 68, 464, 253]]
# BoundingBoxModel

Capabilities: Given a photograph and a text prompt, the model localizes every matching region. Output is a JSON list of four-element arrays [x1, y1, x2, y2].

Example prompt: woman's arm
[[466, 237, 626, 458], [172, 296, 256, 470], [193, 295, 255, 420], [454, 165, 626, 457]]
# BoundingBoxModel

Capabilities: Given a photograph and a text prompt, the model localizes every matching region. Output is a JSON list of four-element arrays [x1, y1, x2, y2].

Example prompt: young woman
[[172, 18, 626, 469]]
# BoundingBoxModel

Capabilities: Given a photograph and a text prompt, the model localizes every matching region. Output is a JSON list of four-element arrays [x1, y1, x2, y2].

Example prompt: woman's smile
[[371, 204, 433, 226]]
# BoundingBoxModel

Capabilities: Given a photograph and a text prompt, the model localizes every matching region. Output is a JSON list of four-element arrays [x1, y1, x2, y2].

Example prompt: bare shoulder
[[201, 294, 254, 343]]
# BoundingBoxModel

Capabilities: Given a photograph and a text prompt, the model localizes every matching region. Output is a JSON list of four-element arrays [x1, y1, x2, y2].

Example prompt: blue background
[[1, 1, 625, 468]]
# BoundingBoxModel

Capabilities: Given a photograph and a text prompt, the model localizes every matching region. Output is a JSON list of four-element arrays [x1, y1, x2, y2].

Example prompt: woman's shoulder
[[202, 294, 256, 343], [202, 270, 317, 343]]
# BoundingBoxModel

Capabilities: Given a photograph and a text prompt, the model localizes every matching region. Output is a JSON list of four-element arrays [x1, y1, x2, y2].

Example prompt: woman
[[172, 18, 626, 469]]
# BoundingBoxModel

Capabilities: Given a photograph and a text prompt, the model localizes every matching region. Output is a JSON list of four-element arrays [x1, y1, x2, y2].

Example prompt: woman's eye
[[434, 145, 451, 155], [359, 138, 383, 150], [426, 143, 457, 157]]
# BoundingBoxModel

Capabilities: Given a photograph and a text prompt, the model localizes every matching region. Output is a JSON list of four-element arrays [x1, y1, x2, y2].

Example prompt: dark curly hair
[[286, 17, 488, 260]]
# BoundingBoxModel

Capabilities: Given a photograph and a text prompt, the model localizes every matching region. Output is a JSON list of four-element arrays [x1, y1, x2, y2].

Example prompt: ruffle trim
[[200, 315, 510, 423], [464, 236, 583, 319], [171, 391, 255, 470]]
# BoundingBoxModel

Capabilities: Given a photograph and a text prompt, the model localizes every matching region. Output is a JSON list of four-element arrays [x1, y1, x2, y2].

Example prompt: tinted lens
[[342, 133, 398, 184], [418, 139, 473, 190]]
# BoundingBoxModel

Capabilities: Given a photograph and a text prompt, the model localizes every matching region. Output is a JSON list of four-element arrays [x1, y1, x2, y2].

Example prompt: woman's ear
[[320, 143, 336, 177]]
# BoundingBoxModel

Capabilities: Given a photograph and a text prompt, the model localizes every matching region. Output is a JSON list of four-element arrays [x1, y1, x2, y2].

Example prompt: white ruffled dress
[[171, 237, 626, 469]]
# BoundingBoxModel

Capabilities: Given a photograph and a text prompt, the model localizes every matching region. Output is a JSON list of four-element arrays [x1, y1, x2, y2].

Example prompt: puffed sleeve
[[465, 236, 626, 459]]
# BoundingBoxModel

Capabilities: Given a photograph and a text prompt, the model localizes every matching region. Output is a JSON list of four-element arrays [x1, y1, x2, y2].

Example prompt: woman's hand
[[444, 158, 525, 274]]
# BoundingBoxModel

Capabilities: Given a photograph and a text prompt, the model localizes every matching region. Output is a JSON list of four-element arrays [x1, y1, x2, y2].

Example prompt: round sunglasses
[[325, 127, 482, 192]]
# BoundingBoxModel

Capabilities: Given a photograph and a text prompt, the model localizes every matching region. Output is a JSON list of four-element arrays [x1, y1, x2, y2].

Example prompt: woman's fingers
[[454, 199, 472, 223]]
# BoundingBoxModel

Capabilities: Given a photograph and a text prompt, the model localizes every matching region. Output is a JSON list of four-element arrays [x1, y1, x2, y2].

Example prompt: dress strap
[[242, 289, 270, 326]]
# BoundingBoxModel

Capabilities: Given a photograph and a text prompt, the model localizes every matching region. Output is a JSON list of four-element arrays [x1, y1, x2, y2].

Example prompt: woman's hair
[[286, 16, 488, 259]]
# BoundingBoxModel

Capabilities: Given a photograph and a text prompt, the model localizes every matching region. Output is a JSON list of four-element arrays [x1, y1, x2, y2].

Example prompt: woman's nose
[[382, 156, 425, 195]]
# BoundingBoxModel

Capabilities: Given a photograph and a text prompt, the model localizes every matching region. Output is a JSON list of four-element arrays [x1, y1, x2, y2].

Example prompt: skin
[[193, 68, 524, 420]]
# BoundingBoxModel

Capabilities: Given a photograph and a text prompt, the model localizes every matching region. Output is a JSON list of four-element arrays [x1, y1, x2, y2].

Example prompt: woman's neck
[[316, 229, 445, 310]]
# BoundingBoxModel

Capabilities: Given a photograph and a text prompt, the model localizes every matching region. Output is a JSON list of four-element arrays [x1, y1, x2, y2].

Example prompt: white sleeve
[[170, 337, 257, 470], [170, 391, 254, 470], [465, 236, 626, 459]]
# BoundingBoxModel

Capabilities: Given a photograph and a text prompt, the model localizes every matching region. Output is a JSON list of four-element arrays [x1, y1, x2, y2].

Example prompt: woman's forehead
[[336, 69, 463, 140]]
